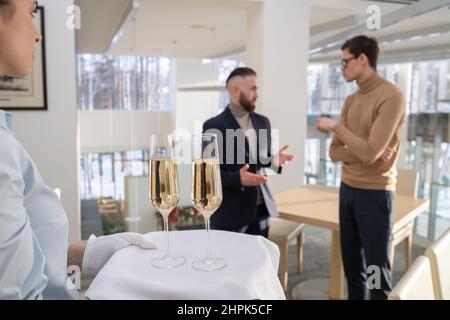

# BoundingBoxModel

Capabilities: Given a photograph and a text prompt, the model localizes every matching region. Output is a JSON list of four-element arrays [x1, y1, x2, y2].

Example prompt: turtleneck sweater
[[330, 72, 406, 191], [229, 102, 263, 205]]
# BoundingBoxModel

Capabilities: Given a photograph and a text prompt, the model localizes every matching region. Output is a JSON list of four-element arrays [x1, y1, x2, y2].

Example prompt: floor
[[284, 225, 425, 300]]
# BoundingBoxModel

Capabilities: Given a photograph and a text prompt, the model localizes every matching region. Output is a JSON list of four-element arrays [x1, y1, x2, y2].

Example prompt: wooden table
[[275, 184, 430, 299]]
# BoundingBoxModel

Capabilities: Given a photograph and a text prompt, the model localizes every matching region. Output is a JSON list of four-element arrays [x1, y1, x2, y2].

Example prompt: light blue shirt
[[0, 110, 78, 300]]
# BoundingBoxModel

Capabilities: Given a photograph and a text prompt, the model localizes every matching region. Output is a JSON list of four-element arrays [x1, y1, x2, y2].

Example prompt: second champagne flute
[[149, 134, 185, 268], [191, 133, 227, 271]]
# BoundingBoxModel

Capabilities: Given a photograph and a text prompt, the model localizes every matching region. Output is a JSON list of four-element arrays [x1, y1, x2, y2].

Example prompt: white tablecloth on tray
[[85, 230, 285, 300]]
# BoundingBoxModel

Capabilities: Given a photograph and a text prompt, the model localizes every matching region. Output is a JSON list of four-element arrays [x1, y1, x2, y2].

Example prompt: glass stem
[[204, 216, 213, 259], [163, 214, 170, 257]]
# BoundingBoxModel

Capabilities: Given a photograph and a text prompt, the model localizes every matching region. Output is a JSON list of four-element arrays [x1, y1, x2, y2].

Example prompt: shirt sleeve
[[0, 130, 47, 299]]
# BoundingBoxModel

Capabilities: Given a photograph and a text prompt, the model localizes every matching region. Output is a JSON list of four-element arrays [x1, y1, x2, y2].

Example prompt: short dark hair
[[341, 35, 379, 70], [0, 0, 10, 5], [226, 67, 257, 86]]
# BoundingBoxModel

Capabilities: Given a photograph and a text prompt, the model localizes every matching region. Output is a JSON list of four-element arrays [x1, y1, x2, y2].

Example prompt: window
[[80, 150, 149, 200], [77, 55, 174, 111]]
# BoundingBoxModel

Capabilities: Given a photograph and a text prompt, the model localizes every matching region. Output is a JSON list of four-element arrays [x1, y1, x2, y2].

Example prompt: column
[[246, 0, 310, 192]]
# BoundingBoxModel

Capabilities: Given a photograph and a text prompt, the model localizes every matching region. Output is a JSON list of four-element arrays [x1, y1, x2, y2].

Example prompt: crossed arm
[[323, 93, 405, 166]]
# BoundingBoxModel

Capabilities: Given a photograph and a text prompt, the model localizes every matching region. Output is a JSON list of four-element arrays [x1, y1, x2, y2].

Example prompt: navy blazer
[[203, 106, 281, 229]]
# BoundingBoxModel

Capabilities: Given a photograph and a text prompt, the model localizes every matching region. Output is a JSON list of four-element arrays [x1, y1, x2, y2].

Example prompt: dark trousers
[[339, 182, 394, 300], [212, 203, 270, 238]]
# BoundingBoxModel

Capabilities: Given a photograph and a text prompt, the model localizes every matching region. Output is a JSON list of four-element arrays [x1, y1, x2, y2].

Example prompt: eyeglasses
[[340, 56, 357, 69]]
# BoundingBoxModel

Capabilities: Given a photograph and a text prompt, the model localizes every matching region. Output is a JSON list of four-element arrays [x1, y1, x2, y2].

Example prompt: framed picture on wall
[[0, 6, 47, 111]]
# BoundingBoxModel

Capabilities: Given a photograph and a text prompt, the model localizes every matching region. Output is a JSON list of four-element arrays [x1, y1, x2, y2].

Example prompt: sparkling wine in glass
[[191, 133, 227, 271], [149, 134, 185, 268]]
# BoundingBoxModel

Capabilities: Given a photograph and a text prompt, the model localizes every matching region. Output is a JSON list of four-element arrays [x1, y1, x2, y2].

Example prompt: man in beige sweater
[[316, 35, 405, 300]]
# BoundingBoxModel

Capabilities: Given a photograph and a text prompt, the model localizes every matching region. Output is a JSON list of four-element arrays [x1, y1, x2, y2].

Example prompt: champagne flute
[[191, 133, 227, 271], [149, 134, 185, 268]]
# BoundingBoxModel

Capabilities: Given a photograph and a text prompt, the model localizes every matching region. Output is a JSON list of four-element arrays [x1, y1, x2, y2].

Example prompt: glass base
[[192, 256, 227, 272], [151, 254, 185, 269]]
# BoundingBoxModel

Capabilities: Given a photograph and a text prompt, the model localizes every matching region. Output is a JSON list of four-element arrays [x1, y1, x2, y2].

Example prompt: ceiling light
[[309, 47, 322, 55]]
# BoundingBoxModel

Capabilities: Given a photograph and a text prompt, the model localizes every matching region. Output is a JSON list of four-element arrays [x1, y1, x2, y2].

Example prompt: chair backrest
[[81, 199, 104, 239], [425, 228, 450, 300], [396, 169, 420, 198], [388, 255, 435, 300]]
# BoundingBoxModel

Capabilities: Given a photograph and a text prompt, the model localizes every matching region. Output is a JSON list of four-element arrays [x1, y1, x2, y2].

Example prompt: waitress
[[0, 0, 156, 299]]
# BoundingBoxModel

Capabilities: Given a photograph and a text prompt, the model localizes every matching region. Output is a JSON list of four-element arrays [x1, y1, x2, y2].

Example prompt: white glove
[[82, 232, 158, 273]]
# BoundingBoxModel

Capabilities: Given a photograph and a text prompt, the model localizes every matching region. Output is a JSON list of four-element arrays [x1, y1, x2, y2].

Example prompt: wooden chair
[[388, 255, 436, 300], [425, 228, 450, 300], [390, 169, 420, 271], [269, 218, 304, 291]]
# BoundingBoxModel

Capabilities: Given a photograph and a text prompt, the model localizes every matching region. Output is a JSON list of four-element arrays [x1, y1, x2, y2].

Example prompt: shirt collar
[[0, 109, 13, 131]]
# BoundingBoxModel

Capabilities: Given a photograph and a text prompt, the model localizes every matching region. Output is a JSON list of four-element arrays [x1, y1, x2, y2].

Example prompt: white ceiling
[[75, 0, 450, 62], [75, 0, 132, 53], [76, 0, 256, 58], [110, 0, 251, 58], [310, 3, 450, 63], [309, 1, 404, 44]]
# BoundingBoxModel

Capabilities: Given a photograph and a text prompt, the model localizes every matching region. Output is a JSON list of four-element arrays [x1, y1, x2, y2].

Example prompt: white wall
[[246, 0, 310, 193], [11, 0, 80, 242], [176, 59, 221, 87], [175, 59, 222, 135], [175, 92, 221, 133], [124, 176, 159, 234], [79, 110, 174, 153], [175, 59, 224, 207], [175, 91, 221, 206]]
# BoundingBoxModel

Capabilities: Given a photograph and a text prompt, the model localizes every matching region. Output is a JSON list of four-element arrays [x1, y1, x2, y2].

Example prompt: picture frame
[[0, 6, 47, 111]]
